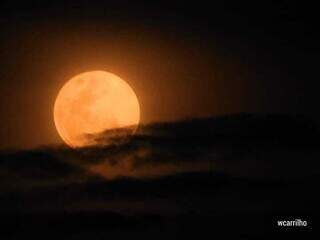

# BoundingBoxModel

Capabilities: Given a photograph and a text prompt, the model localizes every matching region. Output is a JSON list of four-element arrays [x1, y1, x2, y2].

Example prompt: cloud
[[79, 113, 320, 179], [0, 113, 319, 190]]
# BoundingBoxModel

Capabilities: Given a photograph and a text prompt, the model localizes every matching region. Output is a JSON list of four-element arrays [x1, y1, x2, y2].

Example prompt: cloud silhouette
[[0, 113, 320, 239], [0, 113, 319, 189]]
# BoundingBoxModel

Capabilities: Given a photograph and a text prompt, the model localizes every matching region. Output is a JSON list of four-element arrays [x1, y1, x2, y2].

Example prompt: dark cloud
[[82, 113, 319, 177], [1, 113, 319, 188], [0, 114, 319, 239]]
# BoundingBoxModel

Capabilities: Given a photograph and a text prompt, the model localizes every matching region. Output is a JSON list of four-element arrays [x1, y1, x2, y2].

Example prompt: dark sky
[[0, 1, 319, 149]]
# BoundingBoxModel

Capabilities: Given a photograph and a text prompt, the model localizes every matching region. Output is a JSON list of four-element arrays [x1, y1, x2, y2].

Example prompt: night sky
[[0, 1, 319, 148], [1, 2, 320, 239]]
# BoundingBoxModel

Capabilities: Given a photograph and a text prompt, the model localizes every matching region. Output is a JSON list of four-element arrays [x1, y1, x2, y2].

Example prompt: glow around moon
[[54, 71, 140, 147]]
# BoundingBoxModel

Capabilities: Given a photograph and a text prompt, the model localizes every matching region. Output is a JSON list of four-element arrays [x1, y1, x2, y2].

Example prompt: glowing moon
[[54, 71, 140, 147]]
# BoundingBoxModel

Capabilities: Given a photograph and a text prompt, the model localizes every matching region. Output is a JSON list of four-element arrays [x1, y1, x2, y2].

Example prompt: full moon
[[54, 71, 140, 148]]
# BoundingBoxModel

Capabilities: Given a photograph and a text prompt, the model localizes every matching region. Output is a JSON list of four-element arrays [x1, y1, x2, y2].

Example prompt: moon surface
[[54, 71, 140, 147]]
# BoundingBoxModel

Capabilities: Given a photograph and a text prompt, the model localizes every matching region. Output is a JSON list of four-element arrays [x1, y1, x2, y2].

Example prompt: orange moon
[[54, 71, 140, 147]]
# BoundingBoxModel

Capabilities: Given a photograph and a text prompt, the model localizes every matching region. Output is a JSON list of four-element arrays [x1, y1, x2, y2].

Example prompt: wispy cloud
[[0, 113, 319, 190]]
